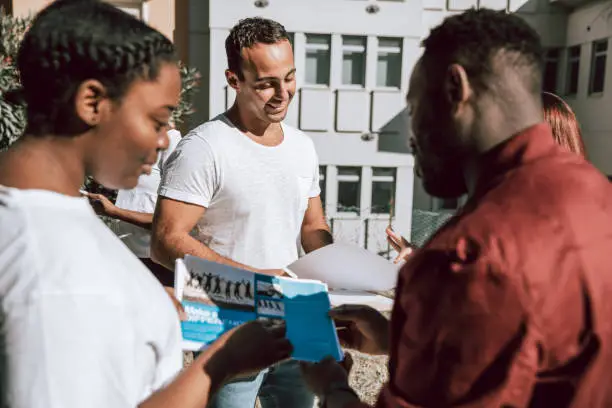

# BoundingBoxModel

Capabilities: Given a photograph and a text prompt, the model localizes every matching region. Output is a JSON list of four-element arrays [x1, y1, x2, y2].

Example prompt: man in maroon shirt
[[301, 8, 612, 408]]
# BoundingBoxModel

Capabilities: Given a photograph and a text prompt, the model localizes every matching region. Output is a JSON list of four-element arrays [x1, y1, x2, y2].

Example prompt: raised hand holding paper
[[287, 243, 400, 291]]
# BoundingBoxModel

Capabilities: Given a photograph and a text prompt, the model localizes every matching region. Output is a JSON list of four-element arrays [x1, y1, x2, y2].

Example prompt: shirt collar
[[471, 122, 558, 201]]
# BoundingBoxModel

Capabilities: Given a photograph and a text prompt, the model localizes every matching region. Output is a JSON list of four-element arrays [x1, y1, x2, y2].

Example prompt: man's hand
[[85, 192, 118, 218], [331, 305, 390, 355], [386, 226, 416, 264], [301, 354, 362, 408], [202, 320, 293, 382], [300, 353, 353, 397]]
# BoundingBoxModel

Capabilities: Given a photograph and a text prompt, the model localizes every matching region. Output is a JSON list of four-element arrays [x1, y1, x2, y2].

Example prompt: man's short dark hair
[[225, 17, 289, 80], [422, 8, 543, 95]]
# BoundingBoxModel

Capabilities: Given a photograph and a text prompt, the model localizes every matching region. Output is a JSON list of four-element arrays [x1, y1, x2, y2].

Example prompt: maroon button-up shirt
[[350, 124, 612, 407]]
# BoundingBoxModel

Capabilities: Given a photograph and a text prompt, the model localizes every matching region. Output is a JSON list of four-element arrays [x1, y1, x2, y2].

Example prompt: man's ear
[[444, 64, 471, 112], [74, 79, 109, 126], [225, 70, 240, 91]]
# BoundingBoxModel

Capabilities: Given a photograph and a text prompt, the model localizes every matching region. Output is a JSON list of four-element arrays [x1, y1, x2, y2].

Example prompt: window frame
[[336, 166, 362, 215], [589, 39, 608, 95], [543, 48, 560, 93], [370, 167, 396, 215], [376, 37, 403, 89], [304, 34, 332, 87], [341, 35, 367, 87]]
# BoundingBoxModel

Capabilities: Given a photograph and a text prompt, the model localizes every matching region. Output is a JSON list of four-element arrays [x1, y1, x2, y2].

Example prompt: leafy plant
[[0, 7, 29, 150]]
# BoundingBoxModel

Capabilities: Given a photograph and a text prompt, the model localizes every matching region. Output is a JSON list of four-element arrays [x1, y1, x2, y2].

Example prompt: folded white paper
[[288, 243, 400, 292]]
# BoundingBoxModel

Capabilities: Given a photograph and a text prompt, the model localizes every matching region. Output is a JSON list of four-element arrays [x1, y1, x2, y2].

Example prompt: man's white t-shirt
[[0, 187, 182, 408], [158, 115, 321, 269], [115, 129, 182, 258]]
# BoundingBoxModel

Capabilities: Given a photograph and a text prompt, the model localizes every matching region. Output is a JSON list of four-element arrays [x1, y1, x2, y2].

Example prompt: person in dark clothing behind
[[301, 8, 612, 408]]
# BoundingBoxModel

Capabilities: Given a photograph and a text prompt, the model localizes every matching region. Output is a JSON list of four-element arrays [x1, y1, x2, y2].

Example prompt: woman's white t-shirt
[[0, 186, 182, 408]]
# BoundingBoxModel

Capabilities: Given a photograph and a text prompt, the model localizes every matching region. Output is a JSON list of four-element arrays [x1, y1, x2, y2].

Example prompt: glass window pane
[[338, 167, 360, 176], [543, 60, 558, 92], [306, 49, 330, 85], [371, 182, 393, 214], [591, 55, 606, 93], [379, 37, 402, 49], [377, 52, 401, 87], [343, 51, 366, 85], [343, 36, 365, 47], [306, 34, 330, 46], [570, 46, 581, 58], [567, 61, 579, 95], [595, 40, 608, 53], [373, 167, 395, 177], [337, 167, 360, 213], [337, 182, 360, 213]]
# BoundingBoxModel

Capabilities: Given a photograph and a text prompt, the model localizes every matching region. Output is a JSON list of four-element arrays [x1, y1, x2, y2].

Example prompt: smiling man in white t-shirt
[[151, 17, 332, 408]]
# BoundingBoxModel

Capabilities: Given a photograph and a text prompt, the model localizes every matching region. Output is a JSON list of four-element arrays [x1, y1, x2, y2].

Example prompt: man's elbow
[[302, 219, 331, 235], [149, 226, 173, 267]]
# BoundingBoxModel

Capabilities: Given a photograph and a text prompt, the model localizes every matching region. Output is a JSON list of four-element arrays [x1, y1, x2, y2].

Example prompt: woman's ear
[[74, 79, 109, 126]]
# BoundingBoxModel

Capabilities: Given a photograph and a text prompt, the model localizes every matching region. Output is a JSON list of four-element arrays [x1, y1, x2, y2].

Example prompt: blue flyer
[[175, 256, 343, 362]]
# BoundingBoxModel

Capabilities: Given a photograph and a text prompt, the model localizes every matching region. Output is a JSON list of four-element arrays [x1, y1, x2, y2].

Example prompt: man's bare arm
[[150, 197, 259, 271], [301, 196, 333, 253], [86, 192, 154, 230], [150, 197, 284, 276], [110, 207, 154, 230]]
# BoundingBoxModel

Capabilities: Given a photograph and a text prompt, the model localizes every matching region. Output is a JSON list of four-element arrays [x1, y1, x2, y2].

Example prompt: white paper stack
[[286, 243, 399, 312]]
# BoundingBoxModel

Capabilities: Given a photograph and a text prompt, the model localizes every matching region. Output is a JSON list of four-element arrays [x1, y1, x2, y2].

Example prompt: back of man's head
[[225, 17, 289, 80], [422, 8, 543, 98]]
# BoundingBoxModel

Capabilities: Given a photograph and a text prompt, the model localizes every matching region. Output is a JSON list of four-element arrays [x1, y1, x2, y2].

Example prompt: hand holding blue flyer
[[174, 255, 343, 362]]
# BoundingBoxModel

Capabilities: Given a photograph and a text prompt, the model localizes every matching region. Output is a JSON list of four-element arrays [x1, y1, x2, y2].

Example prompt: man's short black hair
[[422, 8, 543, 95], [225, 17, 289, 80], [14, 0, 176, 136]]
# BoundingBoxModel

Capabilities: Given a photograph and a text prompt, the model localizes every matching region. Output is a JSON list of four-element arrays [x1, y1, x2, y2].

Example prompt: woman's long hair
[[542, 91, 586, 158]]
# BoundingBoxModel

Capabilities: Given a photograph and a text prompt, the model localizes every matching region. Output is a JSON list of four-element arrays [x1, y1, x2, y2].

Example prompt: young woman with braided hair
[[0, 1, 292, 407]]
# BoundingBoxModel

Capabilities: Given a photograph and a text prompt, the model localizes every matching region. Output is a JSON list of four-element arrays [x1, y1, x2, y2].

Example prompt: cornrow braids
[[17, 0, 177, 136], [225, 17, 289, 80], [422, 8, 543, 95]]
